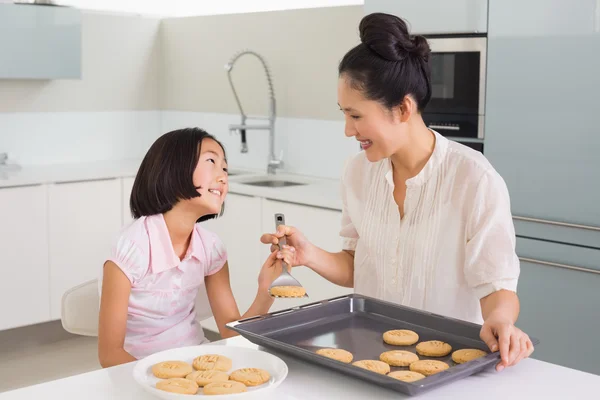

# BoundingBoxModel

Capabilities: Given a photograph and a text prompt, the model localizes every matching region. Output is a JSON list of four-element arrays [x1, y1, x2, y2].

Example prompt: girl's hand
[[257, 246, 297, 295], [480, 314, 534, 371], [260, 225, 313, 267]]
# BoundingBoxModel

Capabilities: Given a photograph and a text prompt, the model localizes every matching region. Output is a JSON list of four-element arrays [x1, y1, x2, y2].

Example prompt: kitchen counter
[[0, 336, 598, 399], [0, 159, 343, 210]]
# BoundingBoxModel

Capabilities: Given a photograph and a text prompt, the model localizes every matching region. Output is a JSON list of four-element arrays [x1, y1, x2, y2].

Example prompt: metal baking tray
[[226, 293, 540, 396]]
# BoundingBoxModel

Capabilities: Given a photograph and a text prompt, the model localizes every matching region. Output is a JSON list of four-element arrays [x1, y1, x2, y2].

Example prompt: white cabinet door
[[48, 178, 122, 320], [261, 199, 353, 311], [121, 176, 135, 226], [198, 193, 263, 332], [0, 184, 50, 330]]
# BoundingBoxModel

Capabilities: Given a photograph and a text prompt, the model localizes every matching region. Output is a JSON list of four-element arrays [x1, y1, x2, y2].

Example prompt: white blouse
[[340, 131, 519, 324]]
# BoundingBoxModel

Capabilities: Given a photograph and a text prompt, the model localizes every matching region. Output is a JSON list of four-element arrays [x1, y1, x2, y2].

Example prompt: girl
[[262, 13, 533, 372], [98, 128, 292, 368]]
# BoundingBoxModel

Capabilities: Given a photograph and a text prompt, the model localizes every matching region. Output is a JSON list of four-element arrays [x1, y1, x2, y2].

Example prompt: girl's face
[[191, 138, 228, 215], [337, 76, 410, 162]]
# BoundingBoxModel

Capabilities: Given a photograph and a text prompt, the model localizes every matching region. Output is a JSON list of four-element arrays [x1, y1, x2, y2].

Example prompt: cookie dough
[[316, 348, 354, 363], [270, 286, 306, 297], [352, 360, 391, 375], [185, 370, 229, 387], [416, 340, 452, 357], [193, 354, 232, 372], [156, 378, 198, 395], [452, 348, 487, 364], [388, 370, 426, 382], [379, 350, 419, 367], [203, 381, 247, 395], [151, 361, 193, 379], [382, 330, 420, 346], [229, 368, 271, 386], [410, 360, 450, 376]]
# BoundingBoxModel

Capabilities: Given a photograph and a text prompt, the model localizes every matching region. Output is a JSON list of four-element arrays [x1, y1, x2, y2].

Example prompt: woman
[[261, 13, 533, 371]]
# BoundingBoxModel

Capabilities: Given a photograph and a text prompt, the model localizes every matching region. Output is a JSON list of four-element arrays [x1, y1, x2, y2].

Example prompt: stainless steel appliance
[[423, 35, 487, 152]]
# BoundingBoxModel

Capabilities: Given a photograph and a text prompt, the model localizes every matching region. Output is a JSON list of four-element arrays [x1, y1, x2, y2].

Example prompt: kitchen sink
[[241, 180, 306, 188]]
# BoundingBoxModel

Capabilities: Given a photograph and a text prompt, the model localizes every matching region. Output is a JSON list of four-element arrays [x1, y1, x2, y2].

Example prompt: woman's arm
[[98, 261, 137, 367]]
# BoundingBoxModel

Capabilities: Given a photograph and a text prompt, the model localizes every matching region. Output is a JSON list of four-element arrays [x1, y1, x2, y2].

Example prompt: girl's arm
[[98, 261, 137, 367], [205, 249, 292, 339]]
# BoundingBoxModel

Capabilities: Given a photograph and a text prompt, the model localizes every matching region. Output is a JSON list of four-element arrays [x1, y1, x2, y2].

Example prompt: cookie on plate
[[316, 348, 354, 363], [203, 381, 247, 395], [416, 340, 452, 357], [156, 378, 199, 395], [229, 368, 271, 386], [379, 350, 419, 367], [193, 354, 232, 372], [270, 286, 306, 297], [186, 370, 229, 387], [352, 360, 391, 375], [410, 360, 450, 376], [151, 361, 193, 379], [388, 370, 426, 382], [452, 348, 487, 364], [382, 330, 419, 346]]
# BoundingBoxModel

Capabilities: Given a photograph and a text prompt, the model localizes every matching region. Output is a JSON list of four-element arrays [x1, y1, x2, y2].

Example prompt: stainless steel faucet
[[225, 50, 282, 175]]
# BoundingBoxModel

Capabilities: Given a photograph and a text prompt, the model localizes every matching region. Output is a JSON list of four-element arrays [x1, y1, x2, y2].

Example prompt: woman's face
[[337, 76, 408, 162], [191, 138, 229, 215]]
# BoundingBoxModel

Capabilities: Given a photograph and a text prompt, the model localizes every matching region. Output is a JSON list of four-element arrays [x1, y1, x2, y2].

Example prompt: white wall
[[54, 0, 364, 17]]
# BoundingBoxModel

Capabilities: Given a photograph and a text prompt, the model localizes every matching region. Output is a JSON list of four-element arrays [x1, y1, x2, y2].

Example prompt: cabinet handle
[[513, 215, 600, 232], [54, 177, 118, 185], [519, 257, 600, 275], [0, 183, 42, 189]]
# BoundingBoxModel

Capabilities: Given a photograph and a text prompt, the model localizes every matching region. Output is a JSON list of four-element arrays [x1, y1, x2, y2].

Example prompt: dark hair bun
[[359, 13, 430, 62]]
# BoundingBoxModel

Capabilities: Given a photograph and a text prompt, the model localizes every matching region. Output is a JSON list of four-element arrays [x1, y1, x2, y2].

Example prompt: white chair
[[61, 279, 213, 337]]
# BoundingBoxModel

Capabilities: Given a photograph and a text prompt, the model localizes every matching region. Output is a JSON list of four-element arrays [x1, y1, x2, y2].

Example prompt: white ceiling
[[47, 0, 364, 17]]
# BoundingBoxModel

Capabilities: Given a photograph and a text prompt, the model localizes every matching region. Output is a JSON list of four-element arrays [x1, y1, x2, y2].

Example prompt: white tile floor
[[0, 321, 221, 394]]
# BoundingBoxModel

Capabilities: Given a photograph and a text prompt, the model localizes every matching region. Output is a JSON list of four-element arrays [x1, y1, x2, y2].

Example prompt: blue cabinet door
[[485, 0, 600, 234]]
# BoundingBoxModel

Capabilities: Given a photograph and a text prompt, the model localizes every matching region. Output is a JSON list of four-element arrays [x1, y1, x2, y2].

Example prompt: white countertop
[[0, 336, 598, 399], [0, 159, 343, 211]]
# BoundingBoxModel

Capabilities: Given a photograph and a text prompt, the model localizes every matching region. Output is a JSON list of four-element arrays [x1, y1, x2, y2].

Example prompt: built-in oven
[[423, 35, 487, 151]]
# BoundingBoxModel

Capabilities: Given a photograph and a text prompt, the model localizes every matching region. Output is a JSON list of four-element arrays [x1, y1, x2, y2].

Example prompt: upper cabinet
[[0, 4, 82, 79], [364, 0, 488, 34]]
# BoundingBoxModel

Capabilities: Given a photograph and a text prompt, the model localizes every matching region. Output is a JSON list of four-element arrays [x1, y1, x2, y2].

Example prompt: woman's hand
[[257, 245, 297, 295], [260, 225, 314, 267], [480, 314, 534, 371]]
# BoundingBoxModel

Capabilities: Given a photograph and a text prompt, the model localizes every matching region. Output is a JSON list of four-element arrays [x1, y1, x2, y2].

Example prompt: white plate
[[133, 345, 288, 399]]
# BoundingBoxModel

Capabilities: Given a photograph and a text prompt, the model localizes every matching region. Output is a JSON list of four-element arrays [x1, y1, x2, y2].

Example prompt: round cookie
[[193, 354, 232, 372], [379, 350, 419, 367], [270, 286, 306, 297], [203, 381, 247, 395], [316, 348, 354, 363], [156, 378, 198, 395], [186, 370, 229, 387], [452, 348, 487, 364], [352, 360, 391, 375], [229, 368, 271, 386], [410, 360, 450, 376], [416, 340, 452, 357], [151, 361, 193, 379], [388, 370, 426, 383], [383, 329, 419, 346]]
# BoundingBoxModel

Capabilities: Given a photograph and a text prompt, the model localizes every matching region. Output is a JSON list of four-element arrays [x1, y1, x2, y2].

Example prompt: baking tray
[[226, 293, 540, 396]]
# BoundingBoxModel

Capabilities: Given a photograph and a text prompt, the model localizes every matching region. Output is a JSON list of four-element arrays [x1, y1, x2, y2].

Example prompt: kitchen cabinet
[[198, 193, 263, 331], [261, 199, 352, 311], [121, 177, 135, 226], [0, 4, 81, 79], [0, 185, 50, 330], [517, 259, 600, 375], [364, 0, 488, 34], [48, 179, 122, 320], [486, 0, 600, 242]]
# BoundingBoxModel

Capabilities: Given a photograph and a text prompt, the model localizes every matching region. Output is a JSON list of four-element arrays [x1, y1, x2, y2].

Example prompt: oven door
[[424, 36, 487, 139]]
